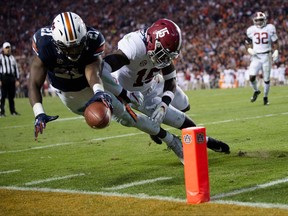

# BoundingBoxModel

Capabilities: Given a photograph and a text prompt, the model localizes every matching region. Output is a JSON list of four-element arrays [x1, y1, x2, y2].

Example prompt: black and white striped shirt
[[0, 53, 19, 80]]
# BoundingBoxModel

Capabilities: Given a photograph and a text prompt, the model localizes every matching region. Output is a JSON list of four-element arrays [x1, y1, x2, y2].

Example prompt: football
[[84, 101, 112, 129]]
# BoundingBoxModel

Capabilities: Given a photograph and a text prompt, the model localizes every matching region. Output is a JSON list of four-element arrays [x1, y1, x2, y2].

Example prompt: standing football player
[[29, 12, 184, 163], [101, 18, 230, 154], [245, 12, 279, 105]]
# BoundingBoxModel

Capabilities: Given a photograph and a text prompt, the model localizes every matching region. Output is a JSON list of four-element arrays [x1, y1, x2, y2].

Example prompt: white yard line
[[24, 173, 85, 186], [0, 133, 144, 154], [0, 116, 84, 130], [211, 177, 288, 200], [0, 169, 21, 174], [102, 177, 173, 190], [0, 112, 287, 155]]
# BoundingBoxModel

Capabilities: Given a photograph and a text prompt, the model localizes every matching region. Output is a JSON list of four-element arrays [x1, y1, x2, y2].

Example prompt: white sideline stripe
[[0, 186, 185, 202], [24, 173, 85, 186], [1, 186, 288, 210], [212, 200, 288, 210], [0, 169, 21, 174], [211, 177, 288, 199], [102, 177, 172, 190], [0, 111, 287, 155]]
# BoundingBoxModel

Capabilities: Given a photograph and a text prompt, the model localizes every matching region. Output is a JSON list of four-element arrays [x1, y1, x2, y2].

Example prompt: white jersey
[[246, 24, 278, 53], [115, 30, 161, 92], [112, 30, 189, 127]]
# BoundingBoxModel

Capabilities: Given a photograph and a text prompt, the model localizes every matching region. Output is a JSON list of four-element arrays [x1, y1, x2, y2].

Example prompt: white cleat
[[167, 135, 184, 164]]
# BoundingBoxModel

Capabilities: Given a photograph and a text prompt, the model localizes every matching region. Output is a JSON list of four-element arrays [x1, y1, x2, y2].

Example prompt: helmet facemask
[[53, 35, 87, 61], [253, 12, 267, 28], [147, 40, 179, 69], [253, 18, 266, 28]]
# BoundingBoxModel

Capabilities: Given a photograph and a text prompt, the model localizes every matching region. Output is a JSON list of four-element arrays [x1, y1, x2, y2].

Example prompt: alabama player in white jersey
[[245, 12, 279, 105], [102, 19, 230, 154]]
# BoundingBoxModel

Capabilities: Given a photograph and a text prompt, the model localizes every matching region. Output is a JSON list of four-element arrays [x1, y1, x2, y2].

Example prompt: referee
[[0, 42, 20, 117]]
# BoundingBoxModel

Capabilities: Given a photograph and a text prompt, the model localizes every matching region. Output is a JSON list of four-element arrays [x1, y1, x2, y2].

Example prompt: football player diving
[[101, 18, 230, 154], [28, 12, 184, 163]]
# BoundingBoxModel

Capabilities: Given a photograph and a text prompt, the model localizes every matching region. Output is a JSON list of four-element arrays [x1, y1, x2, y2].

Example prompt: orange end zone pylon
[[182, 127, 210, 204]]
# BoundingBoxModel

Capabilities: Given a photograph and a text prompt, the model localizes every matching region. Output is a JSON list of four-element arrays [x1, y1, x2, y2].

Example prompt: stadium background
[[0, 0, 287, 96]]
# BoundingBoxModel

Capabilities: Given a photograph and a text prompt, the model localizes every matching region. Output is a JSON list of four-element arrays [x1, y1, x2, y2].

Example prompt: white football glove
[[151, 102, 168, 124], [247, 48, 256, 56], [127, 90, 144, 107], [272, 50, 279, 62]]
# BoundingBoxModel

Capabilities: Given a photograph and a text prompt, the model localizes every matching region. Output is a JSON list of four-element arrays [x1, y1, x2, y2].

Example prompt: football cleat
[[167, 135, 184, 164], [263, 97, 269, 105], [207, 137, 230, 154], [250, 90, 261, 102]]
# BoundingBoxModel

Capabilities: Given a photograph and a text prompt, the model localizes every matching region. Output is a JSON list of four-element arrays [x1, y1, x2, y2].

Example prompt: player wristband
[[163, 70, 176, 80], [93, 84, 104, 94], [33, 103, 45, 117]]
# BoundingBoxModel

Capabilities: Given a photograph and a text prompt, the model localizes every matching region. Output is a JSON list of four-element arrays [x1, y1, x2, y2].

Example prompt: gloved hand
[[247, 48, 256, 56], [86, 91, 113, 112], [272, 50, 279, 62], [34, 113, 59, 140], [151, 101, 168, 124], [127, 90, 144, 107]]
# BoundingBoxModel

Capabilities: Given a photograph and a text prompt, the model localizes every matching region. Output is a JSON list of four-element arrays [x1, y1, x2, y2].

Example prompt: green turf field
[[0, 86, 287, 214]]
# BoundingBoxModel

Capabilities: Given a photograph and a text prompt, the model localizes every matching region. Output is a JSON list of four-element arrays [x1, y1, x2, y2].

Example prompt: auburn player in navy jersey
[[29, 12, 185, 164], [29, 12, 112, 137]]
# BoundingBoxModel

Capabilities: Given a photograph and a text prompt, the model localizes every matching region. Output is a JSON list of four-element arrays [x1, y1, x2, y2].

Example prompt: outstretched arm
[[84, 56, 113, 112], [28, 56, 58, 140], [102, 50, 143, 106], [29, 56, 47, 107]]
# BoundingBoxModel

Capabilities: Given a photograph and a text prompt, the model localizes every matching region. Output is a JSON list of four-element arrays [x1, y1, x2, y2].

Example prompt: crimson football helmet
[[253, 12, 267, 28], [146, 19, 182, 69], [52, 12, 87, 61]]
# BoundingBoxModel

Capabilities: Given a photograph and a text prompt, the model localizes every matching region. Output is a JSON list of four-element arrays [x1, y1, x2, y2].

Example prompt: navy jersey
[[32, 26, 105, 92]]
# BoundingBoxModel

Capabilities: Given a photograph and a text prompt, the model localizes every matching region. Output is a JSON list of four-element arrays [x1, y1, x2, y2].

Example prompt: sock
[[250, 80, 258, 91], [264, 83, 270, 97], [157, 128, 173, 144]]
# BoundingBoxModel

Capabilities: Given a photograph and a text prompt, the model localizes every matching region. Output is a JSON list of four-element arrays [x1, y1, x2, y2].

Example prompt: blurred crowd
[[1, 0, 287, 97]]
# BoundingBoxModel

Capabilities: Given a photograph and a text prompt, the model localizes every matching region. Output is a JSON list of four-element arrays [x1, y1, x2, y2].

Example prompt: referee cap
[[3, 42, 11, 49]]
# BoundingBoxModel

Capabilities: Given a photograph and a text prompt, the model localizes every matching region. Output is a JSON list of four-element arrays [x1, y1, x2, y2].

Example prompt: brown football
[[84, 101, 112, 129]]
